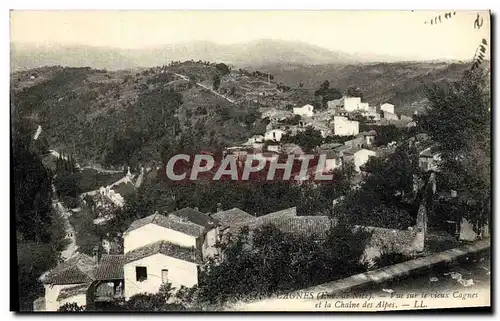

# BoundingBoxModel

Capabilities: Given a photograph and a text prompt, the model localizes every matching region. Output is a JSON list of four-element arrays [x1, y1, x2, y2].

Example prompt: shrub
[[58, 302, 86, 312]]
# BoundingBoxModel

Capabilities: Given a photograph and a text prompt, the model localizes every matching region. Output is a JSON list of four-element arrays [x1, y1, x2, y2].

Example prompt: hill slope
[[11, 60, 470, 168], [256, 62, 470, 115]]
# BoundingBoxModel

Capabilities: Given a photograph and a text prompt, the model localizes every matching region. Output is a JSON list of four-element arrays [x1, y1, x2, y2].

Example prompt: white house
[[381, 103, 395, 114], [343, 97, 362, 112], [343, 148, 377, 172], [383, 111, 399, 120], [293, 104, 314, 117], [264, 129, 286, 142], [38, 253, 97, 311], [245, 135, 264, 145], [122, 208, 219, 299], [333, 116, 359, 136]]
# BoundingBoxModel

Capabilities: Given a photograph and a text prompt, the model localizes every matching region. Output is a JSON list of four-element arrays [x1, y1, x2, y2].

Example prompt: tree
[[215, 63, 230, 76], [197, 223, 371, 305], [345, 85, 363, 98], [212, 75, 221, 91], [419, 69, 490, 230], [314, 80, 342, 108], [282, 127, 323, 152], [54, 173, 80, 198], [336, 147, 419, 229]]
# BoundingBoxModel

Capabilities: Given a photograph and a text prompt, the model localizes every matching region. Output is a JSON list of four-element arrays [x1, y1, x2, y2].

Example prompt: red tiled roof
[[124, 240, 200, 264], [211, 208, 256, 228], [249, 216, 333, 239], [95, 254, 124, 280], [41, 254, 96, 285], [125, 212, 206, 237]]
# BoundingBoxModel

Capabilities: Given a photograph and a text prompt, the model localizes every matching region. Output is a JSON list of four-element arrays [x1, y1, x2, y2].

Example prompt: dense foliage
[[418, 69, 491, 230], [197, 223, 372, 305], [336, 146, 419, 229], [13, 117, 67, 310]]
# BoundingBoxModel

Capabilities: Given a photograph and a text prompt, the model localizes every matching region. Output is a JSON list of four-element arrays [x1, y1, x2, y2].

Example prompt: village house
[[328, 96, 371, 113], [212, 208, 257, 243], [343, 148, 377, 172], [380, 103, 395, 114], [362, 130, 377, 147], [37, 253, 97, 311], [383, 110, 399, 120], [317, 143, 344, 172], [293, 104, 314, 117], [419, 147, 442, 172], [245, 135, 264, 145], [344, 136, 364, 149], [264, 128, 286, 142], [333, 116, 359, 136], [122, 208, 220, 299], [82, 168, 137, 208]]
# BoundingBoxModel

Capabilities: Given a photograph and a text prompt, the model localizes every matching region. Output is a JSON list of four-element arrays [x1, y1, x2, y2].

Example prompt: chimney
[[216, 203, 223, 212]]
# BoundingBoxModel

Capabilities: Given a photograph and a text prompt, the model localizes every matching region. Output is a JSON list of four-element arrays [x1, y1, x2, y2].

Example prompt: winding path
[[174, 72, 237, 104]]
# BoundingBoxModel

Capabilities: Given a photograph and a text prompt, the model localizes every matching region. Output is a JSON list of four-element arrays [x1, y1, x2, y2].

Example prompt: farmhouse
[[293, 104, 314, 117], [38, 253, 97, 311], [122, 207, 219, 298]]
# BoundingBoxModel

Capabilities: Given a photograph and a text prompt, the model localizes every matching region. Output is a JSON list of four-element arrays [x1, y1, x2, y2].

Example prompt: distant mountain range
[[11, 39, 457, 71]]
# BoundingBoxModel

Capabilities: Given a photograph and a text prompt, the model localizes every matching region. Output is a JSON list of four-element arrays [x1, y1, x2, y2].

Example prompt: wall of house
[[293, 105, 314, 117], [343, 97, 362, 111], [352, 150, 376, 172], [383, 111, 399, 120], [381, 103, 395, 114], [264, 130, 285, 142], [44, 284, 84, 311], [124, 224, 197, 253], [324, 158, 341, 172], [58, 293, 87, 309], [358, 102, 369, 111], [202, 227, 219, 259], [344, 136, 364, 148], [124, 254, 198, 299], [333, 117, 359, 136]]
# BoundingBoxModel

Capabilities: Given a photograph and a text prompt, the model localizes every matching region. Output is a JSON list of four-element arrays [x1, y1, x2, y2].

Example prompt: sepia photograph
[[10, 9, 491, 312]]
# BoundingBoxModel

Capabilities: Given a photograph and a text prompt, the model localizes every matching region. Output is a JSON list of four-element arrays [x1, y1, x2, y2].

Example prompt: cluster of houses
[[31, 89, 473, 311], [261, 95, 406, 143], [35, 202, 429, 311]]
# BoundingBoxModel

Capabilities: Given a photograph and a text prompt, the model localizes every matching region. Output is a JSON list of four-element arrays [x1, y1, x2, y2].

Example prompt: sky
[[10, 10, 491, 60]]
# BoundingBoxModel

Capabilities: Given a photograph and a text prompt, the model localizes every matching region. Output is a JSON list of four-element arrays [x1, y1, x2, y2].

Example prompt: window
[[161, 269, 169, 284], [136, 266, 147, 282]]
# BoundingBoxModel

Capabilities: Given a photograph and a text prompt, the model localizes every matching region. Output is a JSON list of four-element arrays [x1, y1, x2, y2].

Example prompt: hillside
[[11, 40, 401, 72], [256, 62, 470, 115], [11, 60, 469, 168], [10, 63, 269, 168]]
